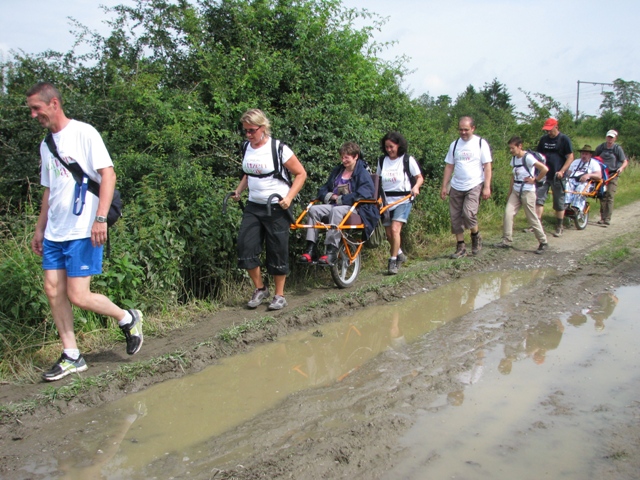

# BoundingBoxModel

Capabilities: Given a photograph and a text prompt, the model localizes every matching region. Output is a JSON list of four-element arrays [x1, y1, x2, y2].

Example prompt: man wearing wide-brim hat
[[563, 144, 602, 214], [594, 130, 628, 226]]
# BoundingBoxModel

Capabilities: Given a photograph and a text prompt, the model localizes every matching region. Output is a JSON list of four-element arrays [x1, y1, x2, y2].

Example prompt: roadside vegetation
[[1, 0, 639, 384]]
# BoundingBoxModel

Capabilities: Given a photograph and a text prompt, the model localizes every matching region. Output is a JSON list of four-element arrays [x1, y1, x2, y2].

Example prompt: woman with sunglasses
[[232, 109, 306, 310]]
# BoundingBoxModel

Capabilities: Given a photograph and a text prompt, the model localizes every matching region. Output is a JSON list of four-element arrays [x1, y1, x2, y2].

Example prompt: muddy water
[[43, 270, 545, 479], [383, 286, 639, 479]]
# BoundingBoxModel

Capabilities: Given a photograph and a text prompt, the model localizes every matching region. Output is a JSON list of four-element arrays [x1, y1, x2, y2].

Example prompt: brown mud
[[2, 201, 640, 479]]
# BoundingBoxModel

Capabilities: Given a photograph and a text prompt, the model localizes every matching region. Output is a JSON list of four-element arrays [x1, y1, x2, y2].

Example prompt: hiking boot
[[471, 233, 482, 255], [120, 309, 144, 355], [319, 245, 338, 266], [396, 252, 407, 269], [450, 243, 467, 259], [268, 295, 288, 310], [535, 242, 548, 255], [42, 353, 88, 382], [494, 239, 512, 249], [388, 258, 398, 275], [247, 287, 269, 309], [298, 241, 318, 264], [552, 225, 563, 237]]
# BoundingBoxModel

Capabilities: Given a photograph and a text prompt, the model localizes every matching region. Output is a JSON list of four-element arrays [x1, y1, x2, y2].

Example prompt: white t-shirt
[[39, 120, 113, 241], [243, 139, 294, 204], [377, 155, 421, 210], [444, 135, 492, 191], [510, 152, 538, 192], [567, 158, 600, 179]]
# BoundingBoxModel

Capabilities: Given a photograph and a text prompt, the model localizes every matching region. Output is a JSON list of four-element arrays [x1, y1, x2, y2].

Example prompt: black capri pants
[[237, 201, 290, 275]]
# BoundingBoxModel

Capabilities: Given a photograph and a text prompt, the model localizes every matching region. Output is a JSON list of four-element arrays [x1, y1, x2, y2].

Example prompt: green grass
[[217, 316, 278, 343]]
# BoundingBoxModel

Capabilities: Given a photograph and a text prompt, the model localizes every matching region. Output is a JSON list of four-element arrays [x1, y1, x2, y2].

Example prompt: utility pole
[[576, 80, 614, 119]]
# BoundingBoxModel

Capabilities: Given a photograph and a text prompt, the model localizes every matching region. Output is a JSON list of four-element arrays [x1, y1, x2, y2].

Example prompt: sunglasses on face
[[243, 126, 261, 135]]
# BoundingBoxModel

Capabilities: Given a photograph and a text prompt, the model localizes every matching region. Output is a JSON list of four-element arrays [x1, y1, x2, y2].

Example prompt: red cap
[[542, 118, 558, 131]]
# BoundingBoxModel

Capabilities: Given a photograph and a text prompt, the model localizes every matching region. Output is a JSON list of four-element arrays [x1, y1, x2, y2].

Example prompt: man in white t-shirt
[[440, 116, 493, 258], [27, 82, 143, 382], [564, 144, 602, 212]]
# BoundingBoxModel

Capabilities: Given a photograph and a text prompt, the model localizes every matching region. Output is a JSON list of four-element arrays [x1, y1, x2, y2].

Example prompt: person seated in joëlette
[[299, 142, 379, 266]]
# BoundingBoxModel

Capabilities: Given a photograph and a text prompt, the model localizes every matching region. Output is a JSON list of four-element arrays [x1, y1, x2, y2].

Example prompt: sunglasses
[[243, 126, 261, 135]]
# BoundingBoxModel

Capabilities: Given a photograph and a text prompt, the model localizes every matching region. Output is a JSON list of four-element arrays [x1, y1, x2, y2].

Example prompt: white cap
[[606, 129, 618, 138]]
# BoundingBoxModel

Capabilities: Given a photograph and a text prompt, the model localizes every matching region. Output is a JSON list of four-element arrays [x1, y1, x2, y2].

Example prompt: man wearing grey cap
[[595, 130, 628, 226]]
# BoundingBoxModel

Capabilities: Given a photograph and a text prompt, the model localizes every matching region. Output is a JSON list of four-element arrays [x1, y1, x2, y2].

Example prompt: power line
[[576, 80, 614, 119]]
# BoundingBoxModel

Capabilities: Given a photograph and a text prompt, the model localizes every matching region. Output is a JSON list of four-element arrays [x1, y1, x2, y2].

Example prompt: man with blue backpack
[[595, 130, 629, 226]]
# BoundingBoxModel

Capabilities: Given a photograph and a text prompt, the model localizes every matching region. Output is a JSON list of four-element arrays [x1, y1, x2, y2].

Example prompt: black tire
[[574, 207, 588, 230], [330, 242, 361, 288]]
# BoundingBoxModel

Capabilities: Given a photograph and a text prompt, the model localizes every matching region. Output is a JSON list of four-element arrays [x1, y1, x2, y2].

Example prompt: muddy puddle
[[383, 285, 639, 479], [21, 270, 550, 479]]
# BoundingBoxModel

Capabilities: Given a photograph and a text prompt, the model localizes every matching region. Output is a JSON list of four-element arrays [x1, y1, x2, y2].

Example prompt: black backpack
[[241, 138, 291, 186]]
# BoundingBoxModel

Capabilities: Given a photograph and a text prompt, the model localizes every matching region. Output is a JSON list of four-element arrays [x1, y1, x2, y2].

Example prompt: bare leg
[[274, 274, 286, 296], [44, 269, 77, 350], [385, 221, 403, 257], [66, 276, 125, 321], [248, 266, 264, 289]]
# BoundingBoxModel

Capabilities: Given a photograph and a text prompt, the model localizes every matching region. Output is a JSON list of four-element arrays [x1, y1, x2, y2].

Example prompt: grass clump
[[217, 316, 278, 343]]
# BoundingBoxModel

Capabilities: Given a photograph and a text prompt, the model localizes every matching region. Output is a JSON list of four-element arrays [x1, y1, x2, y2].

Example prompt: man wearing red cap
[[536, 118, 574, 237], [594, 130, 628, 226]]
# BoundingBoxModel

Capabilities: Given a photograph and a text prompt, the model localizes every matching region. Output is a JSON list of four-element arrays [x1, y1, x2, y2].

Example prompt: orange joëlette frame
[[564, 171, 618, 198], [290, 194, 413, 265]]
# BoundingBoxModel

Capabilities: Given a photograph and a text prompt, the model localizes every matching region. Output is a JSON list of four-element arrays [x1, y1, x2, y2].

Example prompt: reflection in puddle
[[48, 270, 547, 479], [384, 285, 637, 479]]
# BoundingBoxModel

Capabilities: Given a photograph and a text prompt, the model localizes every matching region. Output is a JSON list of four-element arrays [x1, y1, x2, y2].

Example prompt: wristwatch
[[95, 215, 107, 223]]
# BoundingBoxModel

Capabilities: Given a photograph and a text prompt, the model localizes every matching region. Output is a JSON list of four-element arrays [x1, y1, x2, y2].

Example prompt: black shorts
[[237, 201, 290, 275]]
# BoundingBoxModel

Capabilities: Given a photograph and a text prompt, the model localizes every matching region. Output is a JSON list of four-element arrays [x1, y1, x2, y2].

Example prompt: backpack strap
[[378, 154, 413, 196], [452, 137, 482, 158], [242, 138, 290, 186], [402, 153, 417, 188], [44, 133, 101, 198]]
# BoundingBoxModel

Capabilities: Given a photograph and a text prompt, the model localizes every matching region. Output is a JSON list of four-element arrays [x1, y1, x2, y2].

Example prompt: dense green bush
[[0, 0, 637, 357]]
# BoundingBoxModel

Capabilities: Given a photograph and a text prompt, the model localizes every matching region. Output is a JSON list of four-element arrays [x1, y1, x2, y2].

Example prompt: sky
[[2, 0, 639, 117]]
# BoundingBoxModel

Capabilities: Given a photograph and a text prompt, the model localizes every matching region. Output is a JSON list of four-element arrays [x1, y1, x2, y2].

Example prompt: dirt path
[[2, 202, 640, 479]]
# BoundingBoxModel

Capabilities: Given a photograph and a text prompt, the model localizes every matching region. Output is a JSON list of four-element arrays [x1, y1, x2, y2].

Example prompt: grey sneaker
[[494, 240, 512, 249], [450, 243, 467, 259], [120, 309, 144, 355], [42, 353, 88, 382], [388, 258, 398, 275], [471, 233, 482, 255], [552, 225, 563, 237], [268, 295, 288, 310], [535, 242, 548, 255], [522, 227, 534, 233], [247, 287, 269, 309], [396, 252, 407, 269]]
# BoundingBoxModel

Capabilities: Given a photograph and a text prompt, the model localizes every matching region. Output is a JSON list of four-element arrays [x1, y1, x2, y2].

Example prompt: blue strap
[[73, 176, 89, 216]]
